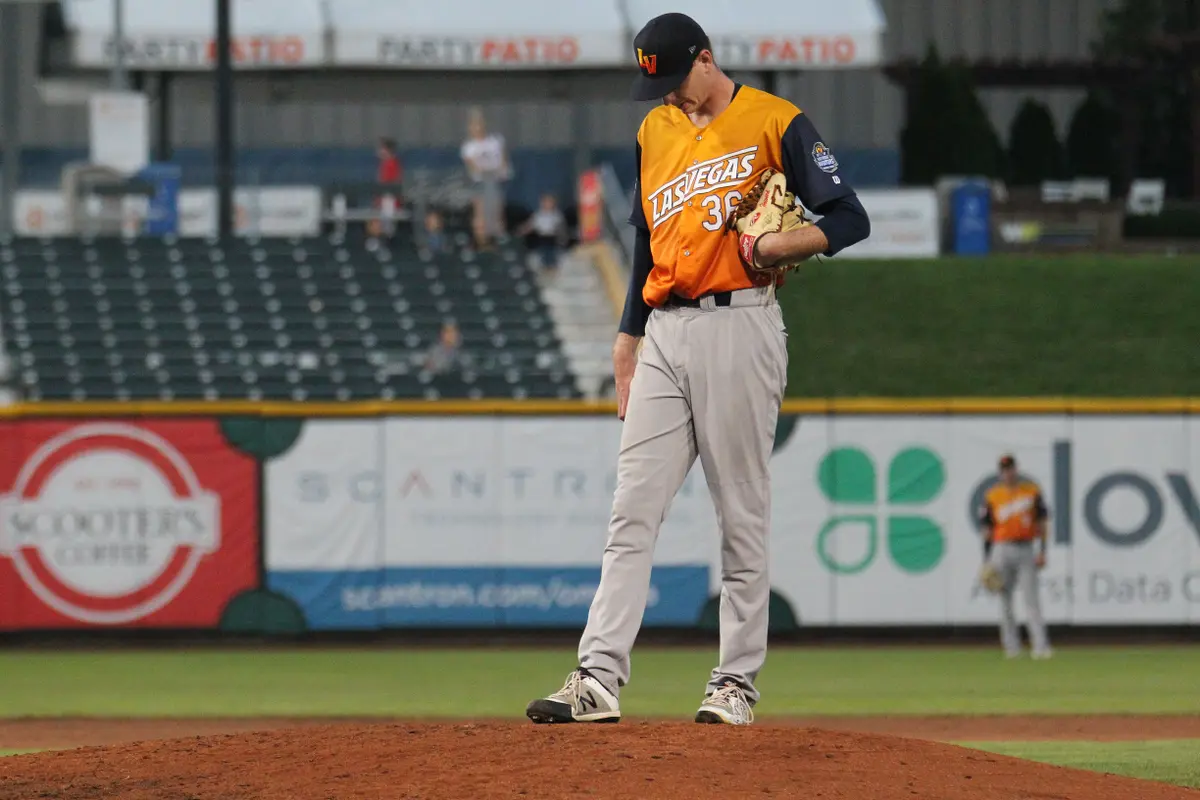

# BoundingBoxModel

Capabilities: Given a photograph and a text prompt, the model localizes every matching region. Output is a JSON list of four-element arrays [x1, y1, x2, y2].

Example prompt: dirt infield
[[2, 717, 1199, 800], [4, 713, 1200, 750]]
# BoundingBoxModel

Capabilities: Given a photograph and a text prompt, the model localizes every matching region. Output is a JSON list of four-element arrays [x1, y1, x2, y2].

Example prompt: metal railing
[[599, 162, 634, 271]]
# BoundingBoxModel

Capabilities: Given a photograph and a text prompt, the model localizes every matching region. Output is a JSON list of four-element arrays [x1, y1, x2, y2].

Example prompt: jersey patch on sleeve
[[812, 142, 839, 174]]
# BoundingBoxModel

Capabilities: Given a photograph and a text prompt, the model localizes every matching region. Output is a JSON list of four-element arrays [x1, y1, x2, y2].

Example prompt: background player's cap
[[629, 12, 711, 101]]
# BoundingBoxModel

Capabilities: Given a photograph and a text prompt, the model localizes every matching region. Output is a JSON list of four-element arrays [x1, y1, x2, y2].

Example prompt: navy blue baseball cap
[[630, 13, 711, 101]]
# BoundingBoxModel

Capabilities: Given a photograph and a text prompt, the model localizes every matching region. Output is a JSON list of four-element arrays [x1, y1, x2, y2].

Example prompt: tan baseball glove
[[725, 168, 814, 276], [978, 562, 1005, 594]]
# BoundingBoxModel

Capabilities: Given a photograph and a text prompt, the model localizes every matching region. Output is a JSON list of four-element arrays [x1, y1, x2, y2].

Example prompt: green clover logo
[[816, 447, 946, 575]]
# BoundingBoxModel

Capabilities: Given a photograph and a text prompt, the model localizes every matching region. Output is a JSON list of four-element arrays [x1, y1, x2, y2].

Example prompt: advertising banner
[[766, 415, 1200, 626], [266, 415, 1200, 630], [833, 189, 940, 259], [3, 412, 1194, 634], [336, 35, 611, 68], [709, 34, 882, 69], [324, 0, 626, 69], [12, 187, 322, 238], [0, 420, 259, 629], [266, 418, 715, 629], [13, 191, 72, 237], [179, 187, 324, 238], [65, 0, 326, 70], [74, 34, 320, 70]]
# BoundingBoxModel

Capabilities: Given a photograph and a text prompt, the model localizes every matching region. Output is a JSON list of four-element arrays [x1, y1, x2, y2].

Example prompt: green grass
[[961, 740, 1200, 789], [0, 750, 41, 757], [778, 255, 1200, 397], [1, 645, 1199, 719]]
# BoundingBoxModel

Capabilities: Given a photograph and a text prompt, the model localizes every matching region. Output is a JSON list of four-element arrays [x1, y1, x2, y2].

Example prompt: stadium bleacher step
[[536, 250, 618, 399]]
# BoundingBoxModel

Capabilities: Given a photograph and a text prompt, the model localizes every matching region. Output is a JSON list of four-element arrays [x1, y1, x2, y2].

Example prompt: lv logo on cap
[[637, 48, 657, 74]]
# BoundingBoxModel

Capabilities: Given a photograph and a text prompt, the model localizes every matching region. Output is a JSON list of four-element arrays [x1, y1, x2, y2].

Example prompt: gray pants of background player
[[989, 541, 1050, 655], [577, 284, 788, 705]]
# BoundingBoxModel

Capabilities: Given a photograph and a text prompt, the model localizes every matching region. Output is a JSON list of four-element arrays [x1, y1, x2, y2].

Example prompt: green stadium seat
[[1, 231, 581, 401]]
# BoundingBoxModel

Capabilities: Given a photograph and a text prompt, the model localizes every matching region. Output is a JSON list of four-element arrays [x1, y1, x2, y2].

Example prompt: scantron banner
[[265, 416, 1200, 629], [265, 419, 715, 629]]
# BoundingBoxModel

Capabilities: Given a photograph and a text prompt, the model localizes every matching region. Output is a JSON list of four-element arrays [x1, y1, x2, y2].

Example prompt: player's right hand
[[612, 336, 639, 421]]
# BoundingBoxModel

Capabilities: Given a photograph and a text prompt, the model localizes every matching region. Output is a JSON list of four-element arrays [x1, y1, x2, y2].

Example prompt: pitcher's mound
[[1, 722, 1195, 800]]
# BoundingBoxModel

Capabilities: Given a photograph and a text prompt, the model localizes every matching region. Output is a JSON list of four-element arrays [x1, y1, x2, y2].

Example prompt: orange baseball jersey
[[627, 84, 855, 306], [980, 481, 1049, 543]]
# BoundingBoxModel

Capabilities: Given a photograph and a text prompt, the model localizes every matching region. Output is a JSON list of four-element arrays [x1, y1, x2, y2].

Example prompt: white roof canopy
[[60, 0, 327, 70], [622, 0, 886, 69], [58, 0, 885, 72], [326, 0, 627, 69]]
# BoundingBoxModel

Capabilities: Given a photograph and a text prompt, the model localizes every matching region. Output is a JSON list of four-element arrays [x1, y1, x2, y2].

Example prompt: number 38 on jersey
[[648, 146, 758, 232]]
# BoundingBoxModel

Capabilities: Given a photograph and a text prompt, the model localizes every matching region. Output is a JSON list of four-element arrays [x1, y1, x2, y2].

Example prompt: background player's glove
[[978, 562, 1005, 594], [726, 168, 813, 275]]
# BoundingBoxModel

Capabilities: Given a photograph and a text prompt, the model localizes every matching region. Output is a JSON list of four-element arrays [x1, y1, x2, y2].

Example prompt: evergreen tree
[[899, 46, 946, 185], [944, 63, 1004, 179], [1065, 91, 1119, 180], [1007, 99, 1066, 186], [1093, 0, 1198, 195], [900, 47, 1004, 184]]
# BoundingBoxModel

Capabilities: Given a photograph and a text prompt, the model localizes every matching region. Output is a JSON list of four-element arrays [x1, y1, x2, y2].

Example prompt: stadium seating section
[[0, 226, 581, 401]]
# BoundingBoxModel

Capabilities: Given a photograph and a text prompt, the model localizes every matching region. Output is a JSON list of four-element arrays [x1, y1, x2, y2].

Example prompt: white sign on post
[[88, 91, 149, 175], [831, 189, 941, 259]]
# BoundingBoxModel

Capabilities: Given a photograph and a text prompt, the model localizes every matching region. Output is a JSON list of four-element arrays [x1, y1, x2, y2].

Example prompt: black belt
[[665, 291, 732, 308]]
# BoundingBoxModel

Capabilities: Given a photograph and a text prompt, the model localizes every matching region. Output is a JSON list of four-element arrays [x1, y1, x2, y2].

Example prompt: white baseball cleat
[[695, 681, 755, 725], [1031, 648, 1055, 660], [526, 668, 621, 723]]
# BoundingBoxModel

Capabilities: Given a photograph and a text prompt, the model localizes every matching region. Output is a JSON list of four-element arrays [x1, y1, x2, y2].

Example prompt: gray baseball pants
[[989, 540, 1050, 655], [578, 284, 788, 705]]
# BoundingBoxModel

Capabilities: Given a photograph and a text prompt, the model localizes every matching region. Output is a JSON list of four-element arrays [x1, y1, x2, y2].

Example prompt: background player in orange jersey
[[527, 12, 870, 726], [979, 453, 1054, 660]]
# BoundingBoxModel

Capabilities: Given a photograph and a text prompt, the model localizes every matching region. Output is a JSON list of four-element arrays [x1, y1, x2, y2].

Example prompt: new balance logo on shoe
[[526, 669, 621, 724]]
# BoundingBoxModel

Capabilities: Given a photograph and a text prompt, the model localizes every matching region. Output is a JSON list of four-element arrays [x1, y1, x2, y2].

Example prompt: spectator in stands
[[422, 320, 465, 376], [377, 136, 403, 185], [370, 137, 403, 238], [460, 109, 510, 250], [517, 193, 568, 277], [423, 209, 450, 254]]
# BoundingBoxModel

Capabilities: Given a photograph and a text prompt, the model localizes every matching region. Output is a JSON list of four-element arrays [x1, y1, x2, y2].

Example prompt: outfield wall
[[1, 401, 1199, 633]]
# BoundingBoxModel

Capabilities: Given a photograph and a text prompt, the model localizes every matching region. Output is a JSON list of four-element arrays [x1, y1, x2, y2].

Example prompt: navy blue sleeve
[[619, 141, 653, 337], [619, 228, 653, 337], [812, 194, 871, 256], [780, 113, 855, 210], [780, 113, 870, 256], [627, 142, 649, 231]]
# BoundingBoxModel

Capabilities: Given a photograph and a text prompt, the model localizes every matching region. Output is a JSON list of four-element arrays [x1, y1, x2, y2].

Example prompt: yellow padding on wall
[[1, 397, 1197, 418]]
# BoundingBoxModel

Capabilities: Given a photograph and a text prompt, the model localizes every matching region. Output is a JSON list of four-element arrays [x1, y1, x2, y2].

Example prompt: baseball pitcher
[[978, 454, 1054, 660], [526, 11, 870, 726]]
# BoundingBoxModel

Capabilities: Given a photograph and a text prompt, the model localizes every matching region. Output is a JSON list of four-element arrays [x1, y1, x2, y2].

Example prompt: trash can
[[138, 162, 181, 237], [951, 181, 990, 256]]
